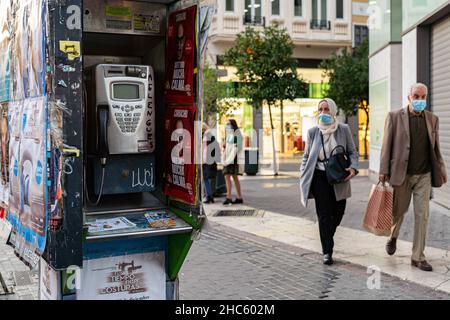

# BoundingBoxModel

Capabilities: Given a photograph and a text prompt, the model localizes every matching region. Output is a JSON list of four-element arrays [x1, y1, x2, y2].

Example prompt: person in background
[[380, 83, 447, 272], [300, 98, 359, 265], [202, 123, 219, 204], [222, 119, 244, 205]]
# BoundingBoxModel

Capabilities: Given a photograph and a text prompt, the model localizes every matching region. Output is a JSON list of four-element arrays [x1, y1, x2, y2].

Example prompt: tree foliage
[[320, 39, 369, 116], [202, 62, 237, 124], [320, 39, 370, 158], [223, 26, 308, 108]]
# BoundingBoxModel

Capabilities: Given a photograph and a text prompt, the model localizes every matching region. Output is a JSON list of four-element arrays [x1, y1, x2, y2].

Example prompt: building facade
[[369, 0, 450, 208], [206, 1, 368, 159]]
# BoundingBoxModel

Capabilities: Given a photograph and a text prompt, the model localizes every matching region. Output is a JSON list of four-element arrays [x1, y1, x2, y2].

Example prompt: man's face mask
[[411, 100, 427, 113]]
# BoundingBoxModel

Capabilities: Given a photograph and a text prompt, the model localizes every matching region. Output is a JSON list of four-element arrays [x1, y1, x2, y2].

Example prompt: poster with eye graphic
[[165, 6, 197, 105], [7, 96, 48, 261], [164, 105, 197, 204]]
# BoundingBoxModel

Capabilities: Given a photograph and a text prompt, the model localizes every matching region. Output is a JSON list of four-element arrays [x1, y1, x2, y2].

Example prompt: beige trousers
[[391, 172, 432, 262]]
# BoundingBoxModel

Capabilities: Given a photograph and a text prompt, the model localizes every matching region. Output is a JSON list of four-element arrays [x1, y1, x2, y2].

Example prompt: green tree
[[202, 62, 238, 126], [320, 39, 369, 159], [223, 26, 308, 174]]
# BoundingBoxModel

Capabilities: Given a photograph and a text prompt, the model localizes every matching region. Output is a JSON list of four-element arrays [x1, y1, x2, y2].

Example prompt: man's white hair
[[409, 82, 428, 96]]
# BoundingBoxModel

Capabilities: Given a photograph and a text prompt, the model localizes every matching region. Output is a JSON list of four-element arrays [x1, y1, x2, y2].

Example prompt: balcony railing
[[243, 15, 266, 27], [310, 19, 331, 30]]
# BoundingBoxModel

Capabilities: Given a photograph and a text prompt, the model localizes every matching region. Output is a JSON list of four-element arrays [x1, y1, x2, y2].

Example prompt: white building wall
[[210, 0, 353, 45], [402, 28, 418, 106], [369, 43, 402, 175]]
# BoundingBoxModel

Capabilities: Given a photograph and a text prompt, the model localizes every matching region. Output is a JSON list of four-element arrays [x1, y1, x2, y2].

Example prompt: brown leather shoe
[[386, 238, 397, 255], [411, 260, 433, 272]]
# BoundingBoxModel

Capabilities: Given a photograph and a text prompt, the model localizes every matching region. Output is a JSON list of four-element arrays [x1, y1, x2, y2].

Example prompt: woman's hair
[[227, 119, 239, 131]]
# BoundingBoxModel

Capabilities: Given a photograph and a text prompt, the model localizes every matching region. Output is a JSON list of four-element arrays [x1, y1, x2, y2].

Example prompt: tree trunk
[[280, 100, 284, 154], [268, 104, 278, 176]]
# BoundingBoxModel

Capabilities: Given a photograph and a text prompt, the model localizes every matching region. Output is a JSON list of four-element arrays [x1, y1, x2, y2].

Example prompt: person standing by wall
[[380, 83, 448, 272], [300, 98, 359, 265]]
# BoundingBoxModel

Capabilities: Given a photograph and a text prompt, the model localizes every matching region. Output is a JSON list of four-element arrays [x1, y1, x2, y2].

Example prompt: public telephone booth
[[0, 0, 214, 300]]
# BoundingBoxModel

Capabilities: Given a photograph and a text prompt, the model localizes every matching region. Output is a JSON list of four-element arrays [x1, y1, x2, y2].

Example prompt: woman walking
[[300, 98, 359, 265], [222, 119, 244, 205]]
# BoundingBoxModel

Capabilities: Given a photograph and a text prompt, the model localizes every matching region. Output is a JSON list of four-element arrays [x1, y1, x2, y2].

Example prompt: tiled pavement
[[2, 222, 449, 300], [0, 241, 39, 300], [179, 223, 450, 300]]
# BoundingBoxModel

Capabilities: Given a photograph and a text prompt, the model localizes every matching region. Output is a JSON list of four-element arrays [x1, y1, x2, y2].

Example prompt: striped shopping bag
[[363, 182, 394, 236]]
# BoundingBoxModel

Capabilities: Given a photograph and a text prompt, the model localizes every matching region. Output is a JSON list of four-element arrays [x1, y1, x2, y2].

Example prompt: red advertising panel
[[164, 105, 197, 204], [165, 6, 197, 104]]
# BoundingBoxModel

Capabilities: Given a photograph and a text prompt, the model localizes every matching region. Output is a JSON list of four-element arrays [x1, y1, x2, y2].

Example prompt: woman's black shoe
[[323, 254, 334, 265], [232, 198, 243, 204], [222, 198, 233, 205]]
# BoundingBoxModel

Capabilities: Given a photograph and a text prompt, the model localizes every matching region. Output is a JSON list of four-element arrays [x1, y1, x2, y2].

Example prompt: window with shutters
[[225, 0, 234, 12], [354, 25, 369, 47], [336, 0, 344, 19], [272, 0, 280, 16], [294, 0, 303, 17]]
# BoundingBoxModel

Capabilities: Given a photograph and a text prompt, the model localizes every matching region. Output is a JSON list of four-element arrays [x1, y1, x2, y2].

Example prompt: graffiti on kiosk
[[131, 167, 154, 188]]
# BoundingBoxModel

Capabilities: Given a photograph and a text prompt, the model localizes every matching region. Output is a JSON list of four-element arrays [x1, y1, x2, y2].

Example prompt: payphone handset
[[94, 64, 155, 156]]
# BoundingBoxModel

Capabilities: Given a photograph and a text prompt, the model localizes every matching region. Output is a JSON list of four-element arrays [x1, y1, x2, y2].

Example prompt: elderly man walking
[[379, 83, 448, 271]]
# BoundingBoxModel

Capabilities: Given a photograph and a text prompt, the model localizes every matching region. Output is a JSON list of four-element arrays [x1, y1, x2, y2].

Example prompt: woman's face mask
[[319, 113, 334, 124]]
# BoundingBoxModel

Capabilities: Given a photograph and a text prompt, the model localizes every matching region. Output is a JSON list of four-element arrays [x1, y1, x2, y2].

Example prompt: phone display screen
[[113, 83, 140, 100]]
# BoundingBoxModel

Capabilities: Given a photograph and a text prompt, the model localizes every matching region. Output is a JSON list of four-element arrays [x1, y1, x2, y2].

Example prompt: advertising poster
[[164, 105, 197, 204], [7, 96, 48, 261], [8, 101, 21, 218], [76, 252, 166, 300], [11, 0, 46, 100], [0, 104, 9, 205], [39, 257, 61, 300], [0, 212, 12, 244], [0, 0, 12, 102], [165, 6, 197, 104]]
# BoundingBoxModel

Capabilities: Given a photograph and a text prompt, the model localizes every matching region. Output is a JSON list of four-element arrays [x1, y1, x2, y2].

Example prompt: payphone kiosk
[[0, 0, 214, 300], [84, 64, 156, 203]]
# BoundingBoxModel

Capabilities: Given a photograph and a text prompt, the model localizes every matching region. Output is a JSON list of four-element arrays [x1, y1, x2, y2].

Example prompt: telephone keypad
[[114, 106, 142, 133]]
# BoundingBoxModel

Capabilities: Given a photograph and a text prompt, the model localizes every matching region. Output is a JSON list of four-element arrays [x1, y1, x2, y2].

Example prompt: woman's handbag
[[320, 133, 352, 184], [363, 182, 394, 236]]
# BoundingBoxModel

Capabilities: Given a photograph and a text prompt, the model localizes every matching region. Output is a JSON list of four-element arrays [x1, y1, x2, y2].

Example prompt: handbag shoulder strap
[[330, 145, 347, 156], [319, 132, 328, 162]]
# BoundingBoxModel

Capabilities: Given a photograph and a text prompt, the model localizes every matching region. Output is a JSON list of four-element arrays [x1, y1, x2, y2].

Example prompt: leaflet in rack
[[86, 217, 137, 234], [144, 211, 177, 229]]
